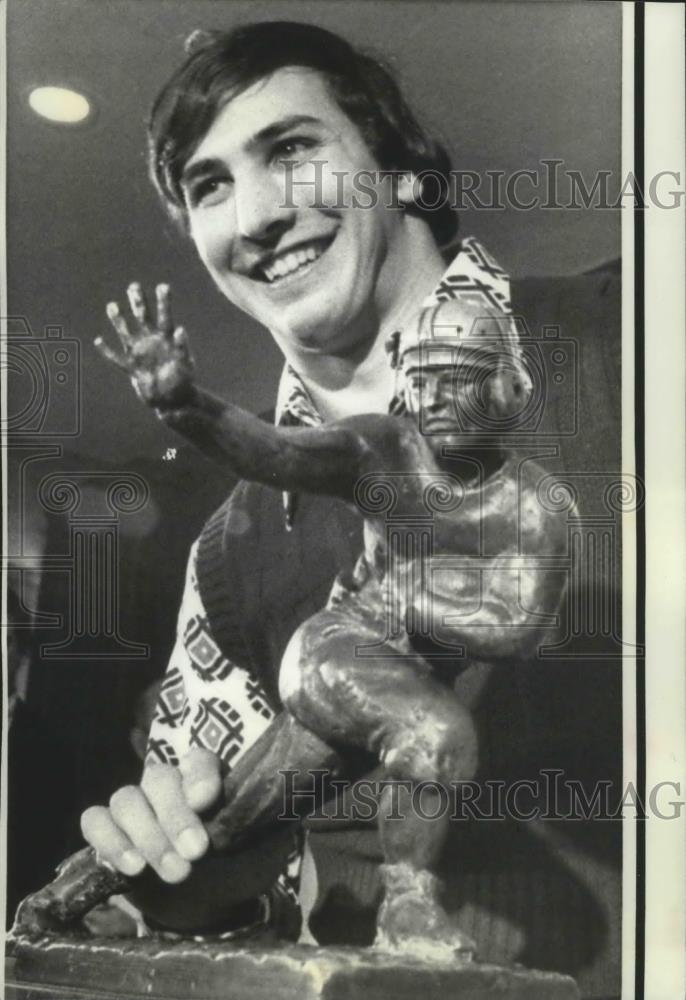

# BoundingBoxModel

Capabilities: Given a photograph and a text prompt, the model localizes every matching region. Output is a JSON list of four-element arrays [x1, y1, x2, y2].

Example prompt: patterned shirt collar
[[275, 363, 322, 428], [274, 236, 511, 428]]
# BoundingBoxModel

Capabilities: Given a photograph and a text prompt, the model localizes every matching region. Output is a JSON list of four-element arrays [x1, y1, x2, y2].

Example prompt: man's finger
[[127, 282, 149, 327], [108, 785, 191, 884], [80, 805, 146, 877], [141, 763, 210, 862], [156, 283, 173, 335], [179, 747, 222, 813], [106, 301, 134, 349], [94, 337, 129, 373]]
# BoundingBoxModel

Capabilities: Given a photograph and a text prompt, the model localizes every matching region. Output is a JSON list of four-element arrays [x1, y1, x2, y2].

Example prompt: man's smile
[[247, 234, 337, 286]]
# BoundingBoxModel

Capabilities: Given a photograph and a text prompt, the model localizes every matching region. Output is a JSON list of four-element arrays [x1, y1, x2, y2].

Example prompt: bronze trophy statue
[[11, 290, 576, 996]]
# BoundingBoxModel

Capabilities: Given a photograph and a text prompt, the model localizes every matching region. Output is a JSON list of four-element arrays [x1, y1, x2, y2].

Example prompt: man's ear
[[396, 172, 419, 206]]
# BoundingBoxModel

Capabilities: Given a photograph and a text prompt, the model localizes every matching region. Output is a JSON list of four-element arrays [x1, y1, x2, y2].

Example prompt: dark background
[[8, 0, 621, 464]]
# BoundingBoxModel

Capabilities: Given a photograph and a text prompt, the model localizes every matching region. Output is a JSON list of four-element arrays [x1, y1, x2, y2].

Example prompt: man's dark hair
[[148, 21, 458, 247]]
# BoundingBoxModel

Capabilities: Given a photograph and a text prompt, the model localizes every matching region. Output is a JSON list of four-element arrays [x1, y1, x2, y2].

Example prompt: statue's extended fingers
[[127, 282, 149, 327], [172, 326, 192, 361], [106, 301, 134, 349], [94, 337, 130, 374], [155, 283, 173, 335]]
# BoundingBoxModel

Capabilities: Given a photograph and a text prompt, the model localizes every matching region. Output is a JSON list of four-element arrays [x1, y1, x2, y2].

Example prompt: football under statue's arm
[[429, 505, 569, 662], [95, 282, 369, 500], [436, 553, 567, 660]]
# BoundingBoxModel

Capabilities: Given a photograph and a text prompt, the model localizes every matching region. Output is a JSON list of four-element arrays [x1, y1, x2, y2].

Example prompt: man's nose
[[233, 170, 294, 244]]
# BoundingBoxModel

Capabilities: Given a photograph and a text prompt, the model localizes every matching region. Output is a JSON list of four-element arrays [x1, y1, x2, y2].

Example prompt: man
[[77, 23, 620, 977]]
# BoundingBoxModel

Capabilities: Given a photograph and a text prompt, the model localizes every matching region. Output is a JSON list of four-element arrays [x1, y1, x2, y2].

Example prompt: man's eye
[[188, 177, 231, 207], [271, 136, 317, 165]]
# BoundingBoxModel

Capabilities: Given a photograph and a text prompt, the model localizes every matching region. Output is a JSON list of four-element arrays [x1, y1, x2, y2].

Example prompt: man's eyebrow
[[181, 157, 225, 189], [180, 115, 323, 188], [246, 114, 323, 151]]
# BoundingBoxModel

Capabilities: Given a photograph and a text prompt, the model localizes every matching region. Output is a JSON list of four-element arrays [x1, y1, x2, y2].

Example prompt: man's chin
[[280, 321, 346, 354], [273, 307, 368, 357], [226, 278, 331, 337]]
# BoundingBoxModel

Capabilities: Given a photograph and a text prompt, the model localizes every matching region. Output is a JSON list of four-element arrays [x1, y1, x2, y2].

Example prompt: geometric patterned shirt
[[146, 540, 275, 770]]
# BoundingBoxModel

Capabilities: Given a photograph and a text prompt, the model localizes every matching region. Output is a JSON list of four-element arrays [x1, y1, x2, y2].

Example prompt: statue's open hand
[[95, 282, 195, 410]]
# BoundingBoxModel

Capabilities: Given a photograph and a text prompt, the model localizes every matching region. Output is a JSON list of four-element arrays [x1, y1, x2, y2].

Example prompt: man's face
[[181, 67, 408, 356]]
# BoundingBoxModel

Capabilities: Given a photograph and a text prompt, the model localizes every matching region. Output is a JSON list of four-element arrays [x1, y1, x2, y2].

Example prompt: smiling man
[[145, 26, 458, 423], [179, 72, 441, 373], [78, 21, 563, 947]]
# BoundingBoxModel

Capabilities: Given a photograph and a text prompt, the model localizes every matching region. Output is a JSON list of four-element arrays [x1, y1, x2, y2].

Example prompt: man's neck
[[290, 335, 397, 421], [278, 221, 446, 421]]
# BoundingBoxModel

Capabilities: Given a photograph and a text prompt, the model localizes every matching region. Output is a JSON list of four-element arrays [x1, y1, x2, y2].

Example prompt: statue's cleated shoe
[[374, 863, 476, 963]]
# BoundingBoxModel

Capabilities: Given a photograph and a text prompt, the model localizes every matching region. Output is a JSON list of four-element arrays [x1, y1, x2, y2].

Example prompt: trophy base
[[6, 933, 579, 999]]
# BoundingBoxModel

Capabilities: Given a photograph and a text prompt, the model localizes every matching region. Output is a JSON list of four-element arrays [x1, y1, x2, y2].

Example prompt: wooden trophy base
[[6, 933, 579, 1000]]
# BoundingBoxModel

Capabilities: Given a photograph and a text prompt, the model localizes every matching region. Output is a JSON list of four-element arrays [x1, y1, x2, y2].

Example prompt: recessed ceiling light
[[29, 86, 91, 124]]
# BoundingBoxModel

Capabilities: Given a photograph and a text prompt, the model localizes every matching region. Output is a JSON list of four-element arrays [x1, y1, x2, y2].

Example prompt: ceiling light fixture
[[29, 86, 91, 124]]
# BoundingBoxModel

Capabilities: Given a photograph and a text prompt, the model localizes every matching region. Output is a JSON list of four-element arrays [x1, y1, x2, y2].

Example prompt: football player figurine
[[16, 291, 569, 961]]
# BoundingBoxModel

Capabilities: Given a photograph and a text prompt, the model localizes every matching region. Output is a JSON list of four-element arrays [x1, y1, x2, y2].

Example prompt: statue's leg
[[279, 609, 478, 958]]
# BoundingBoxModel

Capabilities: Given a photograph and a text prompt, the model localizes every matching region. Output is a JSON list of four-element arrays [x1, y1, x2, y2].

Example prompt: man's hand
[[95, 282, 196, 411], [80, 748, 221, 884]]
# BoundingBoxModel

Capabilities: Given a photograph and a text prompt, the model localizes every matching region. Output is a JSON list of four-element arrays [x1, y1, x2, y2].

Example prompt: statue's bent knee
[[279, 613, 360, 728]]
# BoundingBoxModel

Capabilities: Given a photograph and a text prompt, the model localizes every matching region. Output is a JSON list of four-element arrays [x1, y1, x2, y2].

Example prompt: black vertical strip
[[633, 4, 646, 1000]]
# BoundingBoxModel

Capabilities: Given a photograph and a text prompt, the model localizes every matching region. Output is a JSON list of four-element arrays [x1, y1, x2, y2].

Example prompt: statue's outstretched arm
[[165, 398, 367, 499], [95, 282, 365, 499]]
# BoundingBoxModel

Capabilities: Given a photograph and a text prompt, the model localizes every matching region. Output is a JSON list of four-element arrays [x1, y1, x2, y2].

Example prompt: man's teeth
[[262, 244, 323, 283]]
